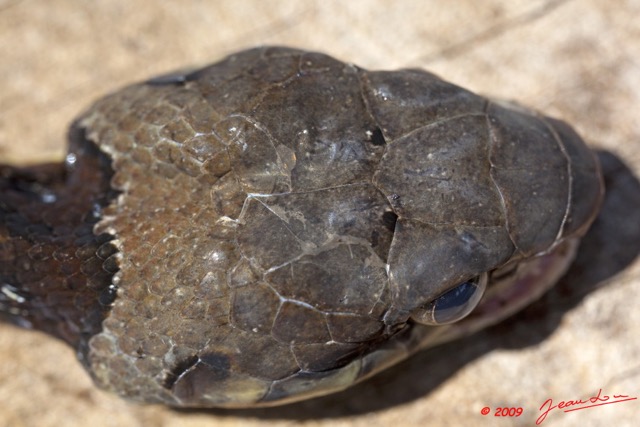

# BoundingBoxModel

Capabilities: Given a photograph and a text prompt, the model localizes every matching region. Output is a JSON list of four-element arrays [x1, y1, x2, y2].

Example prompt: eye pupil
[[411, 273, 487, 325]]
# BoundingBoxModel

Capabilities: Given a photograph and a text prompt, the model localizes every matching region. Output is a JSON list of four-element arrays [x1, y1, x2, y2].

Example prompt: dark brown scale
[[0, 125, 119, 354], [0, 47, 603, 408]]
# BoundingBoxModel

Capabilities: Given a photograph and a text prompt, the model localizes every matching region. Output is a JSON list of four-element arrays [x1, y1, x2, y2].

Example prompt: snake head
[[0, 47, 603, 407]]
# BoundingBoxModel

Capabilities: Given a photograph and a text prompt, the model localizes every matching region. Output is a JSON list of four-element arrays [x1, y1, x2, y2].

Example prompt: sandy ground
[[0, 1, 639, 426]]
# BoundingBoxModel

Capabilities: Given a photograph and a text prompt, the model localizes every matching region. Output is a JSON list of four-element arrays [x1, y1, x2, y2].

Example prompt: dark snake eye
[[411, 273, 488, 325]]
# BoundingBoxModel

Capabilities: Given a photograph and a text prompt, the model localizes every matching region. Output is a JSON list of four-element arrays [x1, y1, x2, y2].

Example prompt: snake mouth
[[410, 237, 581, 349]]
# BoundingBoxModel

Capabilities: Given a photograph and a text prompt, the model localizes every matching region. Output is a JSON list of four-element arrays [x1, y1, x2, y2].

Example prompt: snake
[[0, 47, 604, 408]]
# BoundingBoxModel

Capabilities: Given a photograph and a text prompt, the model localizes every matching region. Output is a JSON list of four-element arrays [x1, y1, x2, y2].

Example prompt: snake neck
[[0, 124, 118, 356]]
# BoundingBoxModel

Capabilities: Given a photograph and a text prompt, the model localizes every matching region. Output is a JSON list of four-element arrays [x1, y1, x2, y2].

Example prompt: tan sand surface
[[1, 1, 638, 426]]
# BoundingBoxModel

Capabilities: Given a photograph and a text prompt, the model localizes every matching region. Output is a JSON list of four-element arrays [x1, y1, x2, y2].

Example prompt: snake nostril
[[369, 127, 386, 146], [382, 211, 398, 232]]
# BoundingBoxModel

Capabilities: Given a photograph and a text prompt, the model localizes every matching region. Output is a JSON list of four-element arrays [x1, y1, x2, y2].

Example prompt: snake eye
[[411, 273, 488, 325]]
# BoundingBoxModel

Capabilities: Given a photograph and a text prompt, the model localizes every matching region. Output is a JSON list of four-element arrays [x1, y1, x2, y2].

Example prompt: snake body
[[0, 47, 603, 407]]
